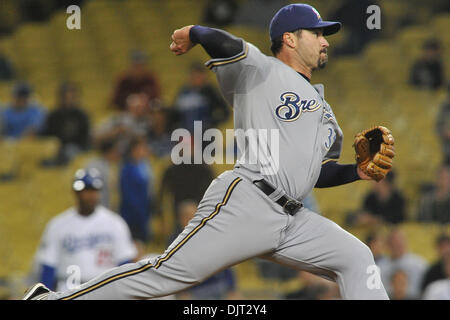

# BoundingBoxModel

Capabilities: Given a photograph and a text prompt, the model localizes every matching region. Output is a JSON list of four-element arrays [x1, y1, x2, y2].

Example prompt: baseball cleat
[[23, 283, 51, 300]]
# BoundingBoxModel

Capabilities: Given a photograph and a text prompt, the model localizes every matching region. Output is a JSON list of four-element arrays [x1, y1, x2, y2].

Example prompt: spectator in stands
[[147, 99, 174, 158], [95, 92, 151, 155], [379, 228, 428, 298], [167, 200, 198, 245], [202, 0, 238, 27], [416, 162, 450, 224], [119, 135, 154, 257], [234, 0, 288, 29], [421, 233, 450, 294], [173, 62, 229, 134], [409, 39, 444, 90], [284, 271, 340, 300], [86, 138, 122, 210], [33, 168, 137, 291], [1, 82, 45, 139], [422, 254, 450, 300], [436, 84, 450, 162], [41, 82, 90, 166], [157, 137, 215, 232], [430, 0, 450, 14], [167, 200, 241, 300], [347, 171, 406, 226], [111, 50, 161, 110], [254, 257, 297, 283], [182, 267, 239, 300], [19, 0, 64, 22], [0, 278, 11, 300], [389, 269, 417, 300], [330, 0, 381, 56], [0, 49, 15, 81], [366, 232, 389, 268]]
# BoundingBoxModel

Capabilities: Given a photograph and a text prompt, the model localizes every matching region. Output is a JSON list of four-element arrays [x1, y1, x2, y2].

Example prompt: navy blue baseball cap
[[13, 82, 32, 97], [269, 4, 341, 40], [72, 168, 103, 192]]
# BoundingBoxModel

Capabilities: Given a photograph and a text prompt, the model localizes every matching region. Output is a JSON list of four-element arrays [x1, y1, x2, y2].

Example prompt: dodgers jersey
[[206, 42, 343, 201], [35, 206, 137, 291]]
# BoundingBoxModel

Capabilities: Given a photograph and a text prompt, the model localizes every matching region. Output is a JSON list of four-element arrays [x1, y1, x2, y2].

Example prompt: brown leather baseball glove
[[353, 126, 395, 182]]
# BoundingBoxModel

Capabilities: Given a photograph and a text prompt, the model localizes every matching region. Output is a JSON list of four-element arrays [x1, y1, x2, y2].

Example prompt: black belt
[[253, 180, 303, 216]]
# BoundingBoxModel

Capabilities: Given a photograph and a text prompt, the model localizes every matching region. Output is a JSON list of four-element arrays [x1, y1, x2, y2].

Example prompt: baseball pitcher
[[24, 3, 394, 300]]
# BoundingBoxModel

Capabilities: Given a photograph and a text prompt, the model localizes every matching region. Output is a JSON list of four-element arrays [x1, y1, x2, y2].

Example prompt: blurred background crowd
[[0, 0, 449, 300]]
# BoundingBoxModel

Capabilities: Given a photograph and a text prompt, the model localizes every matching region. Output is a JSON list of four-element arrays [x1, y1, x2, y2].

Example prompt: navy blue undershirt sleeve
[[189, 25, 244, 59], [315, 161, 361, 188]]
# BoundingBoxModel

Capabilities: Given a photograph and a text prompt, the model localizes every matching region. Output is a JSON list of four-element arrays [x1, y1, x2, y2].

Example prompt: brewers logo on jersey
[[275, 91, 321, 122]]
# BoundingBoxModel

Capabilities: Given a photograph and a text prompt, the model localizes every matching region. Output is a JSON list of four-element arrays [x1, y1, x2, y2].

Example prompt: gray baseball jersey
[[208, 42, 342, 201], [45, 40, 388, 300]]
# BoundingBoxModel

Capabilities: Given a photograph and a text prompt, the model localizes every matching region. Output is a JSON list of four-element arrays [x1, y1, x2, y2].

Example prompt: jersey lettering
[[62, 233, 114, 254], [275, 92, 321, 122]]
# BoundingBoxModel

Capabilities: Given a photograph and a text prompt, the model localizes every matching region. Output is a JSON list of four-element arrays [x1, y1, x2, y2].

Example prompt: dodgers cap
[[269, 3, 341, 40], [72, 168, 103, 192]]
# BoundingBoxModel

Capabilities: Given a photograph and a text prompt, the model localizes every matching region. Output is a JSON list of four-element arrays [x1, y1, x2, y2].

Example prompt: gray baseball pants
[[47, 170, 388, 300]]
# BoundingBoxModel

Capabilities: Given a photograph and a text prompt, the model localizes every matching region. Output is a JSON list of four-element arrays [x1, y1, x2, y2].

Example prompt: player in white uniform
[[32, 168, 137, 291], [24, 4, 391, 300]]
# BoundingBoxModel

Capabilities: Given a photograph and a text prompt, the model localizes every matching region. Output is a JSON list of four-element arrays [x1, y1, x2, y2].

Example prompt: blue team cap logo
[[269, 4, 341, 40], [72, 168, 103, 192], [275, 92, 321, 121]]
